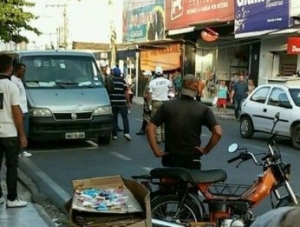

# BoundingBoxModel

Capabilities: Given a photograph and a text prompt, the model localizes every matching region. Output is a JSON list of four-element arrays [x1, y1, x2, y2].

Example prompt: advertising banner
[[235, 0, 290, 37], [165, 0, 234, 30], [122, 0, 165, 42], [140, 44, 181, 71], [287, 37, 300, 55]]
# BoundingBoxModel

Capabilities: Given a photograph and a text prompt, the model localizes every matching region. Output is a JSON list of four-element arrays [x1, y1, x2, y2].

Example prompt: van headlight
[[30, 108, 52, 117], [93, 106, 112, 115]]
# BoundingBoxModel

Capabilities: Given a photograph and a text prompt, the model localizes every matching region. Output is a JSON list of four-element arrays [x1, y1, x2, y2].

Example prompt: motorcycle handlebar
[[227, 152, 260, 165], [227, 155, 241, 163]]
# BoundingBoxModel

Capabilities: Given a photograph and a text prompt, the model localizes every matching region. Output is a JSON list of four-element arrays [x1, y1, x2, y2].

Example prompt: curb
[[18, 168, 58, 227]]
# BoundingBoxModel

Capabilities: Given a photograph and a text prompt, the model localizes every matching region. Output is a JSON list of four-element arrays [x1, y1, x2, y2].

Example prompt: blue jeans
[[112, 106, 129, 136], [234, 99, 243, 119]]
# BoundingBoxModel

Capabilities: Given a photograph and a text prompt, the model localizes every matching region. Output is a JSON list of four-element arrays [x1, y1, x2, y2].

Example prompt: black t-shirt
[[150, 96, 219, 155]]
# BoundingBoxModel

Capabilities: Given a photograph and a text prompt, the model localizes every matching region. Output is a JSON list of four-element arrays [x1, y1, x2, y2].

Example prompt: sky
[[22, 0, 123, 49]]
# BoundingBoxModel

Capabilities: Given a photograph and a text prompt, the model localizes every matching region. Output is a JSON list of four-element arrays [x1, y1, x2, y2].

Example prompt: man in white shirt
[[148, 66, 172, 143], [0, 54, 28, 207], [11, 63, 32, 157]]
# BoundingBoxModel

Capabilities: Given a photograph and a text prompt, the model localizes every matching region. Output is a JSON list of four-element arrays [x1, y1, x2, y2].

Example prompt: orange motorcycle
[[133, 113, 299, 227]]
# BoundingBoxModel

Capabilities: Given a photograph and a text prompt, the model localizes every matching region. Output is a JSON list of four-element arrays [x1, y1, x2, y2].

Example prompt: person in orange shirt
[[196, 76, 205, 102]]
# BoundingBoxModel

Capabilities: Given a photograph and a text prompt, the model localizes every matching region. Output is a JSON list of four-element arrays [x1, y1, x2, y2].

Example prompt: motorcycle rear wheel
[[151, 194, 203, 225]]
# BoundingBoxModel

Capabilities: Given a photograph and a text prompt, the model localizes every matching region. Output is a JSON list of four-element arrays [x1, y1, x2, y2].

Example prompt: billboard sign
[[165, 0, 234, 30], [122, 0, 165, 42], [235, 0, 290, 37]]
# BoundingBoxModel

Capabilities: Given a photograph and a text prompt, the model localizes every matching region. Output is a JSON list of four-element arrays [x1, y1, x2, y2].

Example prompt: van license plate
[[65, 132, 85, 139]]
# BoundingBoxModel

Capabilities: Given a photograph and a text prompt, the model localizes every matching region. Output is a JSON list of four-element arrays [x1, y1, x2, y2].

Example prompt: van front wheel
[[97, 135, 111, 145]]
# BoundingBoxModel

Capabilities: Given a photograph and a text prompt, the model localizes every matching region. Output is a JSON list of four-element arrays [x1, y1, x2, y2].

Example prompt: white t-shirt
[[0, 76, 21, 137], [149, 77, 172, 101], [11, 75, 28, 113]]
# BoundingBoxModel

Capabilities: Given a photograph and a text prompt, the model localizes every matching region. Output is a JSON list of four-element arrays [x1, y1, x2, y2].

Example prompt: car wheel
[[240, 116, 254, 138], [97, 134, 111, 145], [291, 124, 300, 150]]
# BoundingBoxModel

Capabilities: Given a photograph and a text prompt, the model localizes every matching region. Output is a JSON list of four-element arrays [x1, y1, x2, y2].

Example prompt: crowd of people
[[0, 53, 247, 209], [100, 62, 223, 170]]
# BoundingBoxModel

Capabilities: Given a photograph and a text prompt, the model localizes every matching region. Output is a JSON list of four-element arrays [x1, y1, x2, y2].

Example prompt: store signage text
[[236, 0, 284, 7], [287, 37, 300, 55], [165, 0, 233, 30], [234, 0, 289, 36], [140, 44, 181, 58], [186, 1, 229, 15]]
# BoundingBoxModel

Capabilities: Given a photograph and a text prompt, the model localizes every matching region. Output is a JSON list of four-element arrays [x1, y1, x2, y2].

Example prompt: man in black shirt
[[146, 74, 222, 169]]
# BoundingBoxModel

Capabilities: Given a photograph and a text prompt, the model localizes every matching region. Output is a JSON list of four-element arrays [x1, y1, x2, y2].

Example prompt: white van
[[12, 50, 113, 145]]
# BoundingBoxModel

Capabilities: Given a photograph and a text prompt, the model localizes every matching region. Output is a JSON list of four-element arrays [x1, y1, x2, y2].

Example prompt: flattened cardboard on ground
[[66, 175, 152, 227]]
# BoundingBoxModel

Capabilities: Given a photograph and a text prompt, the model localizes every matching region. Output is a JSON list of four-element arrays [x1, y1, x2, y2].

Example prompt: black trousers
[[162, 153, 201, 170], [0, 137, 19, 201]]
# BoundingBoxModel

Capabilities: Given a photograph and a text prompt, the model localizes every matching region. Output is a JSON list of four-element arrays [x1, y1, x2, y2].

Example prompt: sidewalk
[[0, 165, 56, 227], [132, 96, 235, 120]]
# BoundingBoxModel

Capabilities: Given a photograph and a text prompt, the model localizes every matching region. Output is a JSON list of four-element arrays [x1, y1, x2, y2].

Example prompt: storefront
[[259, 34, 300, 85], [195, 37, 257, 99]]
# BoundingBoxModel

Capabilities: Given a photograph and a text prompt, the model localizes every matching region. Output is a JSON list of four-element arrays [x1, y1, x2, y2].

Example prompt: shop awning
[[168, 27, 195, 36]]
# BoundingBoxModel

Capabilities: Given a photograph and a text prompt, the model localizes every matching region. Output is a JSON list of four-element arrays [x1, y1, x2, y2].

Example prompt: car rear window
[[289, 88, 300, 107]]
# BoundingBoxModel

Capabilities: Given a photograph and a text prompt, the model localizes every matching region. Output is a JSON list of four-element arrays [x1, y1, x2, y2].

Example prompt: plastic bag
[[212, 96, 218, 107]]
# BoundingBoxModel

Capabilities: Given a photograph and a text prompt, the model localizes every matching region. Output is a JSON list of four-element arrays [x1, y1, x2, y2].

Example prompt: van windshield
[[21, 55, 104, 88]]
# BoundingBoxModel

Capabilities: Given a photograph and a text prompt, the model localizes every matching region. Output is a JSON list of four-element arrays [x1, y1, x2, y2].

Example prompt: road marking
[[110, 152, 132, 160], [143, 167, 153, 172], [20, 158, 71, 203], [86, 140, 99, 147]]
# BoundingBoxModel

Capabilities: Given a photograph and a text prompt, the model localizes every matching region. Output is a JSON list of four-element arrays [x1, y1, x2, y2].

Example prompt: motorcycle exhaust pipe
[[152, 219, 185, 227]]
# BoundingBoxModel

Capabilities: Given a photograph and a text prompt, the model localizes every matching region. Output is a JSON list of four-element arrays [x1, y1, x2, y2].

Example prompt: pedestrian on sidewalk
[[11, 63, 32, 157], [217, 80, 229, 112], [0, 54, 28, 208], [136, 70, 152, 135], [110, 67, 132, 141], [147, 66, 172, 143], [230, 73, 248, 120]]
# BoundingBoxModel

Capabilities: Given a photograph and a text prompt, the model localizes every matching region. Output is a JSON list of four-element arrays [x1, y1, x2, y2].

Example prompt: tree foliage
[[0, 0, 41, 43]]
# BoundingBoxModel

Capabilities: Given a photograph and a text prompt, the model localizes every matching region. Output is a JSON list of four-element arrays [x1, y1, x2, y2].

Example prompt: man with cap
[[146, 74, 222, 169], [147, 65, 172, 143], [110, 67, 132, 141]]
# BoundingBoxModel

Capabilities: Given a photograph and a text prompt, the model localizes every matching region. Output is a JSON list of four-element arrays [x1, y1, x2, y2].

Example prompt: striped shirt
[[110, 77, 128, 107]]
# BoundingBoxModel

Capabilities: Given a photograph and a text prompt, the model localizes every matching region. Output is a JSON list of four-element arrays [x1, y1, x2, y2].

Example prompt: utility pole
[[108, 0, 117, 67], [46, 4, 68, 48]]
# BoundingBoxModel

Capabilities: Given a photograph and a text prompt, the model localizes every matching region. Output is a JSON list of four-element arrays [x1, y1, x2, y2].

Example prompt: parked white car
[[239, 83, 300, 149]]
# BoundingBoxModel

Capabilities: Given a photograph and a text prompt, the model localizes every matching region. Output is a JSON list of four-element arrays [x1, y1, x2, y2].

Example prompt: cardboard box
[[65, 175, 152, 227]]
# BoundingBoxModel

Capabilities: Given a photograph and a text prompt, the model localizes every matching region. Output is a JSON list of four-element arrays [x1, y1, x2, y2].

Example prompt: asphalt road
[[19, 104, 300, 217]]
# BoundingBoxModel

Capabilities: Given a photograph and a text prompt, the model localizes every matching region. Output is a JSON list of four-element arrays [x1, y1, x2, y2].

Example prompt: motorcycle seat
[[150, 167, 227, 184]]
